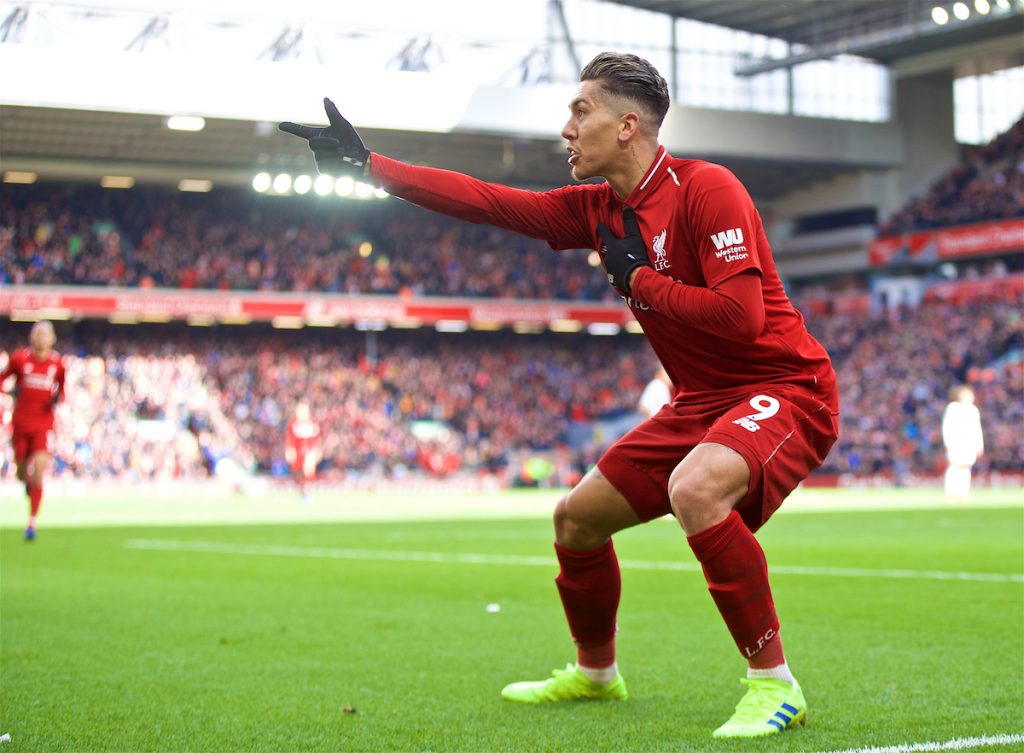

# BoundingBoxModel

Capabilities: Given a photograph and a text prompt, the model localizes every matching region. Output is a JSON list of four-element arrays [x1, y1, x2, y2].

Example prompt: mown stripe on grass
[[123, 539, 1024, 583], [817, 732, 1024, 753]]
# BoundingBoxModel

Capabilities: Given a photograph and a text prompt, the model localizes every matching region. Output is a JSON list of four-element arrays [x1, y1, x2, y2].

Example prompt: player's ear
[[618, 111, 641, 143]]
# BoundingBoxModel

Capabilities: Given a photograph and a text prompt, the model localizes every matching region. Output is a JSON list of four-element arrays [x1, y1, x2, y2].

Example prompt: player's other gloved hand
[[279, 98, 370, 178], [597, 207, 652, 297]]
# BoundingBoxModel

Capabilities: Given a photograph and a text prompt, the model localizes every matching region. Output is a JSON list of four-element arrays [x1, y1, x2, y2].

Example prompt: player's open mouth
[[567, 148, 579, 165]]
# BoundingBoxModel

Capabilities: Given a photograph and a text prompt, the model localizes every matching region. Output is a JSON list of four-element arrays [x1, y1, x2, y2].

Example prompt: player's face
[[29, 323, 55, 354], [560, 81, 625, 182]]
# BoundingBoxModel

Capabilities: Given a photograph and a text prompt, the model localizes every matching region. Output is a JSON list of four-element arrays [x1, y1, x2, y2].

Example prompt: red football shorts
[[291, 451, 319, 477], [598, 385, 839, 533], [12, 427, 56, 463]]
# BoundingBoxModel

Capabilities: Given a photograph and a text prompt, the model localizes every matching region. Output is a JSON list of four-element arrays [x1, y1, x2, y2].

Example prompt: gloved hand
[[279, 98, 370, 178], [597, 207, 652, 296]]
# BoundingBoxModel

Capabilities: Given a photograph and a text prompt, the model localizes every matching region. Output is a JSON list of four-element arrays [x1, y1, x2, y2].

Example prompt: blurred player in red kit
[[285, 401, 321, 502], [282, 51, 838, 739], [2, 321, 65, 541]]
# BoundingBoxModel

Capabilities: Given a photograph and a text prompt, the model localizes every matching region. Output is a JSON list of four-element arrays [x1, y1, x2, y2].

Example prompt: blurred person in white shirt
[[942, 385, 984, 501], [636, 367, 672, 419]]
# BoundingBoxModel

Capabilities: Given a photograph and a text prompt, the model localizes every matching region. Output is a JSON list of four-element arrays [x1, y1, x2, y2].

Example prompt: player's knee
[[31, 454, 49, 477], [667, 464, 737, 533], [553, 494, 604, 550], [667, 464, 705, 519]]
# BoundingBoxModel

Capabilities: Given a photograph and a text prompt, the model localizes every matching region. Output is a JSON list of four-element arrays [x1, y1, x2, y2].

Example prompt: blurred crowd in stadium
[[1, 185, 613, 301], [878, 115, 1023, 235], [2, 285, 1021, 487]]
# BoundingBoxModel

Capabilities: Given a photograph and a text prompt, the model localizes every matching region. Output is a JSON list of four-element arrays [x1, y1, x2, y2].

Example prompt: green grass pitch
[[1, 487, 1022, 752]]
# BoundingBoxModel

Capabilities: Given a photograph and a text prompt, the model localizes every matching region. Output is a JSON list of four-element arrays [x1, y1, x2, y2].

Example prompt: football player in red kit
[[285, 401, 321, 502], [2, 321, 65, 541], [281, 52, 839, 739]]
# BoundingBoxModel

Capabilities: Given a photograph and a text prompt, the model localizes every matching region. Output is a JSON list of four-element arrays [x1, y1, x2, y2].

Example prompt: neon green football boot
[[712, 677, 807, 738], [501, 664, 628, 704]]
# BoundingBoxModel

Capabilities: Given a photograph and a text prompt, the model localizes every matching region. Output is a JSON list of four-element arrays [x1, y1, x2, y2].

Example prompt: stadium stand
[[0, 184, 613, 301], [2, 284, 1021, 486], [878, 115, 1023, 236]]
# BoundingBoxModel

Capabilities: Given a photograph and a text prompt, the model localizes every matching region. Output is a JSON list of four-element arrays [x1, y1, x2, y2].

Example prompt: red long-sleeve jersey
[[369, 148, 836, 409], [1, 348, 65, 432]]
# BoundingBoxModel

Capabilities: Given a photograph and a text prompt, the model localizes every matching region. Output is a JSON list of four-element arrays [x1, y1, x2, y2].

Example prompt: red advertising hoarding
[[869, 218, 1024, 266]]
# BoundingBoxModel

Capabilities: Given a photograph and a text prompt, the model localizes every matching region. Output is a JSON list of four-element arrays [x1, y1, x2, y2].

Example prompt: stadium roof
[[607, 0, 1024, 70], [1, 1, 1019, 199]]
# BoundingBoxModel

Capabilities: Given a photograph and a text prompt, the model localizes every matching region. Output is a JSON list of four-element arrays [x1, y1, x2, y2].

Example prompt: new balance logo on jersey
[[710, 227, 749, 262], [652, 229, 670, 270]]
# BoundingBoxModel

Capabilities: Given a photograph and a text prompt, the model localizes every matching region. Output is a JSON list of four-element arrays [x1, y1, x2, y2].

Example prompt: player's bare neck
[[607, 144, 656, 200]]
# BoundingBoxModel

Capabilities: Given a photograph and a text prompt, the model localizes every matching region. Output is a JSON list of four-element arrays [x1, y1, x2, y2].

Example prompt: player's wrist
[[625, 262, 651, 296], [627, 266, 642, 293]]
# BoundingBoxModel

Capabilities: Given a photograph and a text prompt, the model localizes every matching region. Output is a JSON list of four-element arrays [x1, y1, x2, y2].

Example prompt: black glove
[[597, 207, 652, 297], [279, 98, 370, 178]]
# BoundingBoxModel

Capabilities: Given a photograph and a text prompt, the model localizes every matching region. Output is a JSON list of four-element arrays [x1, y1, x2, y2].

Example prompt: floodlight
[[3, 171, 37, 184], [335, 176, 355, 197], [166, 115, 205, 132], [953, 1, 970, 18], [931, 6, 950, 23], [293, 175, 313, 194], [178, 179, 212, 192], [272, 173, 292, 193], [100, 175, 134, 189], [252, 173, 272, 192], [314, 175, 334, 196]]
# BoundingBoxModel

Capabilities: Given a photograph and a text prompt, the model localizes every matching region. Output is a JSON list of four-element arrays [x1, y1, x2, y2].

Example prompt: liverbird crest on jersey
[[652, 228, 670, 271]]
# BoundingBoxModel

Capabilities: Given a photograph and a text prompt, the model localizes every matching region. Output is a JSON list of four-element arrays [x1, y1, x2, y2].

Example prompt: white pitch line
[[817, 732, 1024, 753], [122, 539, 1024, 583]]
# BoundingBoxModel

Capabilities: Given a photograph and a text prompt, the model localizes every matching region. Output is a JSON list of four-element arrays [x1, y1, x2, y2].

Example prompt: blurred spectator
[[637, 366, 672, 418]]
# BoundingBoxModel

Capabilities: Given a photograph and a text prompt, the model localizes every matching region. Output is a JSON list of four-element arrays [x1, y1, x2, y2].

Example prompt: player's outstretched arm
[[280, 98, 370, 178], [281, 98, 592, 248]]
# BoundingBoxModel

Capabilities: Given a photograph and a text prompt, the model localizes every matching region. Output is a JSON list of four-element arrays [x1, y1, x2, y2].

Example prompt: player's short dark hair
[[580, 52, 671, 128]]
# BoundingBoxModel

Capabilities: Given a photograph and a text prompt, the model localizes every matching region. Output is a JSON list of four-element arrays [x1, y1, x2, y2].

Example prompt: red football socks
[[27, 483, 43, 517], [686, 510, 784, 668], [554, 539, 621, 669]]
